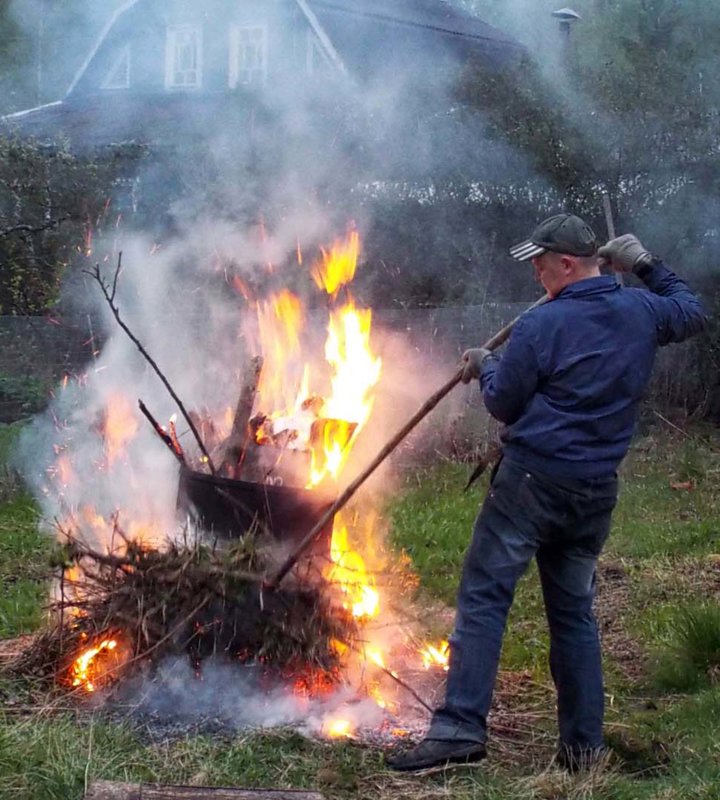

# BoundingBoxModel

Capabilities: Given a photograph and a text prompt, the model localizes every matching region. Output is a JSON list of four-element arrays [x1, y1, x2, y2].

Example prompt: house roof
[[307, 0, 520, 49], [3, 0, 523, 147], [60, 0, 520, 101], [3, 94, 253, 149]]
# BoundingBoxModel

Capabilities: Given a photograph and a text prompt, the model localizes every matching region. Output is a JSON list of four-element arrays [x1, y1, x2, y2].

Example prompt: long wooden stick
[[265, 293, 550, 590], [602, 190, 624, 287]]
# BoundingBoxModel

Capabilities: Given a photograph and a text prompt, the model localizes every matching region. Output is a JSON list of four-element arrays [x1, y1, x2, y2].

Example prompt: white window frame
[[229, 24, 268, 88], [165, 25, 203, 90], [101, 45, 131, 90], [306, 31, 332, 76]]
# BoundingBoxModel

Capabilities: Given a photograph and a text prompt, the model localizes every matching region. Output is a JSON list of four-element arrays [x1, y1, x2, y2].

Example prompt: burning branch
[[138, 399, 187, 465], [87, 256, 217, 474], [219, 355, 264, 478], [5, 532, 358, 694]]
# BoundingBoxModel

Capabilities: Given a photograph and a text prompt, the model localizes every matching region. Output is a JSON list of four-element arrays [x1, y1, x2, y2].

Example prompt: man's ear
[[560, 255, 574, 272]]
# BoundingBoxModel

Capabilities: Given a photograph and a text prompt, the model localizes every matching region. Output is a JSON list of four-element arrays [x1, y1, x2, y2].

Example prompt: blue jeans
[[428, 458, 618, 750]]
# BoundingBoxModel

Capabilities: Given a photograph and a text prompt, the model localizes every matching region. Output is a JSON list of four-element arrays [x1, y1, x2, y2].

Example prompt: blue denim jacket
[[479, 263, 707, 478]]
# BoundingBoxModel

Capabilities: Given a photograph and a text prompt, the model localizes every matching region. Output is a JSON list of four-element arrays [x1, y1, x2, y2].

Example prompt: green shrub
[[654, 603, 720, 693], [0, 374, 48, 412]]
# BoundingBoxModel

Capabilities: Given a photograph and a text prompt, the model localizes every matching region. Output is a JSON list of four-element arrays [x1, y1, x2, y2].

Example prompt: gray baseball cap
[[510, 213, 598, 261]]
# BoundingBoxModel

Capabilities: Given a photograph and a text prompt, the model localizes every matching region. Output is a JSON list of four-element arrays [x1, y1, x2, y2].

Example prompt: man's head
[[510, 214, 601, 298]]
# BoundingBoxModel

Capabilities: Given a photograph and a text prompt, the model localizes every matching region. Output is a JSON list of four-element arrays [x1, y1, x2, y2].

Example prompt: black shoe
[[556, 744, 611, 773], [386, 738, 487, 772]]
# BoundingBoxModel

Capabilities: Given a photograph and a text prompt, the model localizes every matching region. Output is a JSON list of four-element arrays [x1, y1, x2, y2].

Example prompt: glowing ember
[[70, 637, 119, 692], [420, 640, 450, 671]]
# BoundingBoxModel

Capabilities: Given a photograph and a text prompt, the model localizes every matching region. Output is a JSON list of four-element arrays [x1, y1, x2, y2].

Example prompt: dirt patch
[[596, 560, 647, 683]]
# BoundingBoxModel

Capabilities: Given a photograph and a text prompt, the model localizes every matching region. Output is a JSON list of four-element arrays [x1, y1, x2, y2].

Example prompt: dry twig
[[86, 255, 216, 473]]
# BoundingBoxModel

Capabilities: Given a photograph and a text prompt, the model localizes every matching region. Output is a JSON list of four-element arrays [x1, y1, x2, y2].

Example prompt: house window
[[165, 26, 203, 89], [229, 26, 267, 87], [102, 46, 130, 89]]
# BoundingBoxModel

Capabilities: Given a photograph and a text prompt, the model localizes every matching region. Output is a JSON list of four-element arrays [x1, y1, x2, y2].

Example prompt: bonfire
[[6, 229, 451, 738]]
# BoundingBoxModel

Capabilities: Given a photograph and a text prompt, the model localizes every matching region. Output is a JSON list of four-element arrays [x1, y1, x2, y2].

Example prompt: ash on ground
[[104, 656, 437, 747]]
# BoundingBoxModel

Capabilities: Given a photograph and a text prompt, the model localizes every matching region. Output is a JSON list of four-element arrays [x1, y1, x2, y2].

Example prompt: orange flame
[[252, 231, 380, 489], [323, 717, 354, 739], [70, 636, 119, 692], [312, 230, 360, 298], [103, 394, 139, 465], [325, 520, 380, 620], [420, 640, 450, 671], [307, 302, 381, 488], [256, 289, 306, 414]]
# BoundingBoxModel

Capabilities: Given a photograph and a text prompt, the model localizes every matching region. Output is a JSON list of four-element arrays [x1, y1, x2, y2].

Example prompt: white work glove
[[461, 348, 492, 384], [597, 234, 654, 273]]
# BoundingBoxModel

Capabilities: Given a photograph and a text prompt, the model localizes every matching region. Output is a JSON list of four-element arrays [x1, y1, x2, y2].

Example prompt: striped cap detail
[[509, 240, 547, 261]]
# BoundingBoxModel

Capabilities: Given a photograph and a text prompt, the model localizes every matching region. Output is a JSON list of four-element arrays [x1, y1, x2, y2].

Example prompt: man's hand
[[461, 348, 492, 384], [597, 234, 653, 273]]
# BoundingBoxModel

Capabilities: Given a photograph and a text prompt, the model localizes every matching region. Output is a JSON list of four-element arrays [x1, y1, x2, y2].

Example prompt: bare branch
[[89, 257, 217, 474], [110, 251, 122, 303], [0, 214, 73, 238]]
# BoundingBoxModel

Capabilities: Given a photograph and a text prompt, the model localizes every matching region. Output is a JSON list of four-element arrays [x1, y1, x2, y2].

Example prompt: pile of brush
[[6, 530, 357, 692]]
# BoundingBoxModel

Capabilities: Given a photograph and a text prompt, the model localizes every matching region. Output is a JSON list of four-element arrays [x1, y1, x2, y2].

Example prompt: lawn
[[1, 422, 720, 799]]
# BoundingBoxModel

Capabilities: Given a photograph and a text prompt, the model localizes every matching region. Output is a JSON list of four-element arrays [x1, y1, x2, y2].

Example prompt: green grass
[[2, 425, 720, 799], [0, 426, 48, 638], [648, 603, 720, 692]]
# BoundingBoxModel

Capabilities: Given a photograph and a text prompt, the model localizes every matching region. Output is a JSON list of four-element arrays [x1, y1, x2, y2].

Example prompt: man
[[388, 213, 706, 772]]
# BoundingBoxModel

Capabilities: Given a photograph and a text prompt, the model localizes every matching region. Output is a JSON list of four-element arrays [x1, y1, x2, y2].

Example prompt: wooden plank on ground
[[86, 781, 325, 800]]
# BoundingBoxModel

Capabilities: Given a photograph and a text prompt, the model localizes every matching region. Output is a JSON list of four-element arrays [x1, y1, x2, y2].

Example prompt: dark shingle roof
[[307, 0, 520, 48], [305, 0, 523, 77], [3, 0, 523, 147]]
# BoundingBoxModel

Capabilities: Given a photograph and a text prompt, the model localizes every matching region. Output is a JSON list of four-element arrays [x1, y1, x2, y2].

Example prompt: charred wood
[[220, 356, 264, 478], [139, 400, 186, 465]]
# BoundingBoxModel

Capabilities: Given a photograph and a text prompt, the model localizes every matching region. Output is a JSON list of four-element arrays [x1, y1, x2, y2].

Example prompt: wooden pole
[[602, 190, 624, 286], [265, 293, 550, 591]]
